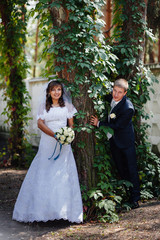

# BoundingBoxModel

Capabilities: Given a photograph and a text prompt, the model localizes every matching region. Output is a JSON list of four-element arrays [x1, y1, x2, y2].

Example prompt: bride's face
[[49, 85, 62, 101]]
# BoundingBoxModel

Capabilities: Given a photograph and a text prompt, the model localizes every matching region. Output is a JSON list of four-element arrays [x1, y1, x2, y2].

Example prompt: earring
[[48, 93, 51, 97]]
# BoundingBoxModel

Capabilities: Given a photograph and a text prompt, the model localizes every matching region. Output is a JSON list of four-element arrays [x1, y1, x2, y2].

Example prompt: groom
[[90, 78, 140, 208]]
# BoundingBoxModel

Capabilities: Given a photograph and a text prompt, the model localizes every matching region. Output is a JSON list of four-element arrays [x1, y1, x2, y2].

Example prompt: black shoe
[[131, 201, 139, 209]]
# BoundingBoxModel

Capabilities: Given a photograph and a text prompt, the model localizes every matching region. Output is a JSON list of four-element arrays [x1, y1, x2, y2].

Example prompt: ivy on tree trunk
[[0, 0, 30, 167], [35, 0, 117, 189], [112, 0, 160, 198]]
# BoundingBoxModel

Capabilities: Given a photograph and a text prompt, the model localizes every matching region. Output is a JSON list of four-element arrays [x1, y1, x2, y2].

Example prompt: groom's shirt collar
[[111, 95, 126, 108], [111, 99, 120, 108]]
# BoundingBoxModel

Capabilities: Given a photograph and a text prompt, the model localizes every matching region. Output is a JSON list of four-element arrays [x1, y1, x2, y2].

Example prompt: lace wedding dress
[[12, 104, 83, 223]]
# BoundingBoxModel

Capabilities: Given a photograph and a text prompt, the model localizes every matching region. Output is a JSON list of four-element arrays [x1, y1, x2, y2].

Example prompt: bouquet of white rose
[[48, 127, 75, 161], [55, 127, 75, 145]]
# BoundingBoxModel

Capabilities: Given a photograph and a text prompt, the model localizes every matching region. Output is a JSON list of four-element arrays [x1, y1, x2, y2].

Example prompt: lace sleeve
[[37, 103, 46, 120], [65, 102, 77, 119]]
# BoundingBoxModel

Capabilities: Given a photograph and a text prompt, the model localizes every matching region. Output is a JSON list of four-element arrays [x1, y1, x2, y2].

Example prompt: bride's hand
[[67, 118, 74, 128], [53, 134, 58, 141], [90, 115, 99, 126]]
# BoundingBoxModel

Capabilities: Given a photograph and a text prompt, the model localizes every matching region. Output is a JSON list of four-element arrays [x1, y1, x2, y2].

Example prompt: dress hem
[[12, 217, 83, 224]]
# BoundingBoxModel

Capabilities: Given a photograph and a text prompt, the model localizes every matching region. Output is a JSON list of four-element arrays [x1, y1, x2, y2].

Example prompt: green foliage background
[[0, 0, 159, 222], [34, 0, 160, 222], [0, 0, 31, 166], [112, 0, 160, 202]]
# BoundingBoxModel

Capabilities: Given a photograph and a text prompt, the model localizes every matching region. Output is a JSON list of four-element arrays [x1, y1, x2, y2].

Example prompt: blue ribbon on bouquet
[[48, 135, 62, 161]]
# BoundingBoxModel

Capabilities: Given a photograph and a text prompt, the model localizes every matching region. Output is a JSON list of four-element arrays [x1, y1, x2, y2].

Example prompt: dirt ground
[[0, 168, 160, 240]]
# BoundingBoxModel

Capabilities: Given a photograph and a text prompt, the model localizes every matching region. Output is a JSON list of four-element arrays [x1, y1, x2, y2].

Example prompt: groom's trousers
[[110, 137, 140, 202]]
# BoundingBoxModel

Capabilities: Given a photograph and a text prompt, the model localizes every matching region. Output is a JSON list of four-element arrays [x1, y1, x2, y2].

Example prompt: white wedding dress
[[12, 103, 83, 223]]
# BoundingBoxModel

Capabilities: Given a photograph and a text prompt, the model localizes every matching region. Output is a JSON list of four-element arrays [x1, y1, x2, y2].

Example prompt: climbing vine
[[111, 0, 160, 199], [33, 0, 160, 222], [34, 0, 122, 222], [0, 0, 159, 222], [0, 0, 31, 167]]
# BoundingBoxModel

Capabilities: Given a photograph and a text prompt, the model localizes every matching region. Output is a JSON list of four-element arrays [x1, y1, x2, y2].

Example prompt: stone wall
[[0, 77, 48, 146], [144, 64, 160, 155]]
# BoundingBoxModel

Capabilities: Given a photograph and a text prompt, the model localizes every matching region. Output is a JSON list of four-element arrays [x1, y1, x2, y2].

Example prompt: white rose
[[64, 130, 69, 136], [110, 113, 116, 119], [56, 133, 60, 139], [67, 127, 72, 132], [60, 135, 65, 141], [66, 137, 72, 143], [69, 132, 73, 137]]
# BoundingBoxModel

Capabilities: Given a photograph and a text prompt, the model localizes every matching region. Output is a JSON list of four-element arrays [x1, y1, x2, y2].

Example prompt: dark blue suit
[[99, 94, 140, 202]]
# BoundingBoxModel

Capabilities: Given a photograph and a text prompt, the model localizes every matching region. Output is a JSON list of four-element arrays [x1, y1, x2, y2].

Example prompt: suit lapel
[[111, 96, 126, 114]]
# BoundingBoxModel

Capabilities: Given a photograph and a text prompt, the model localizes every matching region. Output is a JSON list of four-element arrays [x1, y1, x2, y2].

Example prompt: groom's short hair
[[114, 79, 128, 92]]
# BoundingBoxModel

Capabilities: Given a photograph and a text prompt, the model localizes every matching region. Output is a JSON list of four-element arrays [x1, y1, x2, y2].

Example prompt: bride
[[12, 80, 83, 223]]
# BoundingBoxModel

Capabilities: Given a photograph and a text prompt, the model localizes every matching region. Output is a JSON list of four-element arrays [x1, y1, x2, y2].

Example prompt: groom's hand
[[90, 115, 99, 126]]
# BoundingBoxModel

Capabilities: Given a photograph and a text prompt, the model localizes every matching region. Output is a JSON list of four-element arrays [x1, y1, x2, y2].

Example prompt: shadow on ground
[[0, 169, 76, 240], [0, 168, 160, 240]]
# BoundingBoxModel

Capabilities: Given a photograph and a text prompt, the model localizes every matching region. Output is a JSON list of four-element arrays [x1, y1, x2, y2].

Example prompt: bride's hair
[[46, 81, 65, 112]]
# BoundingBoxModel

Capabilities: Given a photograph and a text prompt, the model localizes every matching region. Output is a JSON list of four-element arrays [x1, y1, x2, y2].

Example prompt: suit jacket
[[99, 94, 135, 149]]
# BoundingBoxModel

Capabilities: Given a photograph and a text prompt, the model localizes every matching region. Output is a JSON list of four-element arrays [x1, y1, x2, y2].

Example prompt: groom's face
[[112, 86, 127, 102]]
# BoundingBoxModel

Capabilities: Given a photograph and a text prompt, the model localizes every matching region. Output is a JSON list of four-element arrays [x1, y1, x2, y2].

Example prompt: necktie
[[107, 100, 116, 139], [108, 100, 116, 122], [110, 99, 116, 111]]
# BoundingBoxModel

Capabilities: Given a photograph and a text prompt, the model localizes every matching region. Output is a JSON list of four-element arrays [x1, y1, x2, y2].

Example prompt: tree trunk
[[73, 84, 96, 188], [158, 27, 160, 62], [121, 0, 148, 78], [104, 0, 112, 38], [148, 44, 155, 63], [0, 1, 28, 166], [33, 18, 40, 77], [49, 2, 96, 188], [9, 70, 24, 166], [113, 0, 148, 144]]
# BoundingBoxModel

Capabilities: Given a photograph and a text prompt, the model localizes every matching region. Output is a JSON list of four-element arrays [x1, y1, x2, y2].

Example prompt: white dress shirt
[[97, 99, 120, 139]]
